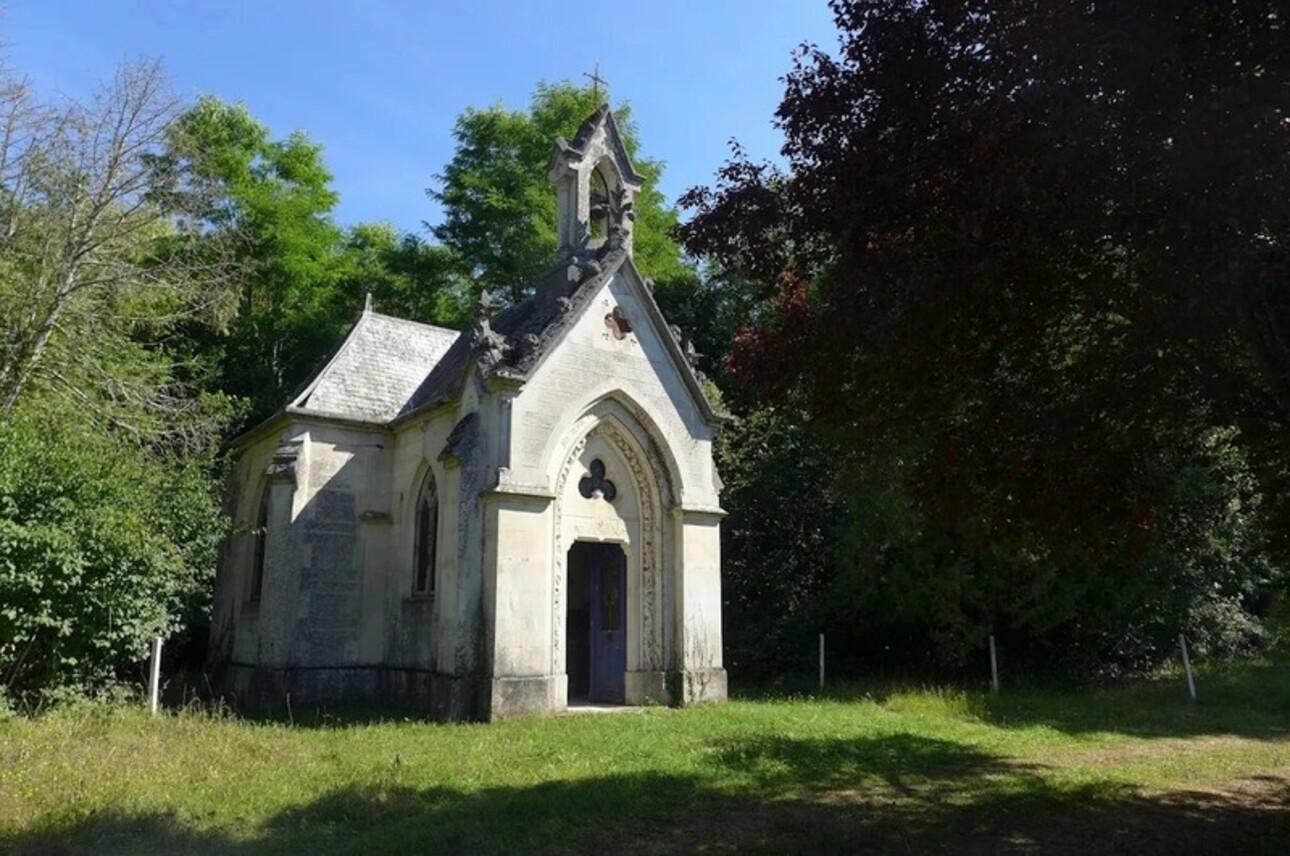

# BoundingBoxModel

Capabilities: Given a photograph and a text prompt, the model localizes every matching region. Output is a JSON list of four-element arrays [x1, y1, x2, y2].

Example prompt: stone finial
[[471, 290, 508, 371]]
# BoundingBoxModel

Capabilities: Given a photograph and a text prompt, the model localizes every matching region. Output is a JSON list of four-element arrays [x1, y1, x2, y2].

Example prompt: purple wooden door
[[588, 543, 627, 704]]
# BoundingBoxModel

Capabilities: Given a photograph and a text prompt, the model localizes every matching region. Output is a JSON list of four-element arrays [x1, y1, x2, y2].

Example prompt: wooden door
[[588, 543, 627, 704]]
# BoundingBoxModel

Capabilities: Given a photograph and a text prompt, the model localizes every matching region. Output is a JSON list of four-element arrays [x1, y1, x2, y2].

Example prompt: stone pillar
[[482, 488, 562, 720], [673, 508, 728, 705]]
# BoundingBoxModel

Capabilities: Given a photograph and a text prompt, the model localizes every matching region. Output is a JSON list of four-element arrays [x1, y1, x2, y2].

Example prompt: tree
[[679, 1, 1288, 671], [681, 1, 1289, 559], [151, 96, 356, 426], [430, 81, 688, 303], [0, 398, 225, 699], [0, 60, 232, 699], [337, 223, 469, 328], [0, 60, 237, 425]]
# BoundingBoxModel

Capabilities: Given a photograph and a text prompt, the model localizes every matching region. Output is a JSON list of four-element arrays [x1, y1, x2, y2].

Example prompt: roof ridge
[[366, 310, 462, 337]]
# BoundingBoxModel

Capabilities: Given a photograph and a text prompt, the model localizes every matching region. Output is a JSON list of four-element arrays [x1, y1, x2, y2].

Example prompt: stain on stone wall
[[298, 487, 361, 663]]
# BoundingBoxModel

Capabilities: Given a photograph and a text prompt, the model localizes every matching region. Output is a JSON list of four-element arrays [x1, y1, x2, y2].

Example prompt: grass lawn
[[2, 663, 1288, 854]]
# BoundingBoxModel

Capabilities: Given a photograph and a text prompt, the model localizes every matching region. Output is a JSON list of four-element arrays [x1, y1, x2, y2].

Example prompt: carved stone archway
[[551, 417, 666, 680]]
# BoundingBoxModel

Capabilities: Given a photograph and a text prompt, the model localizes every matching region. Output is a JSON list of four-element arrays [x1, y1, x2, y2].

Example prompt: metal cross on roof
[[583, 61, 609, 102]]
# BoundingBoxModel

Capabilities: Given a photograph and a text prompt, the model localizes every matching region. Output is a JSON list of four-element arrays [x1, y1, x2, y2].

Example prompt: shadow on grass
[[7, 732, 1288, 855]]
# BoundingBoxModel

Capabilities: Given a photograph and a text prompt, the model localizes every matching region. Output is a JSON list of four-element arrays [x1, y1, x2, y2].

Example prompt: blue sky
[[3, 1, 838, 234]]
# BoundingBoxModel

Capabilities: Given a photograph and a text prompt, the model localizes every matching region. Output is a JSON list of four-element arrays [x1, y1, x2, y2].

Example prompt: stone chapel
[[209, 107, 728, 721]]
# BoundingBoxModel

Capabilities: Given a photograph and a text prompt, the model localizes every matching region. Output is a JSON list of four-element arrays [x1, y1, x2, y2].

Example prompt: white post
[[148, 636, 163, 715], [1179, 634, 1197, 701], [989, 634, 1000, 693], [818, 633, 825, 691]]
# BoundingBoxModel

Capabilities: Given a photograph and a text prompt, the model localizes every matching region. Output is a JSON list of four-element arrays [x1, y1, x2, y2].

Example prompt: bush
[[0, 402, 226, 700]]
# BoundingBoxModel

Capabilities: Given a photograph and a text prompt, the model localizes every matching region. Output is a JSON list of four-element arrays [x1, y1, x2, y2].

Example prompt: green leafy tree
[[0, 61, 231, 699], [0, 62, 238, 423], [338, 223, 470, 328], [430, 81, 688, 302], [715, 407, 842, 676], [151, 96, 356, 426]]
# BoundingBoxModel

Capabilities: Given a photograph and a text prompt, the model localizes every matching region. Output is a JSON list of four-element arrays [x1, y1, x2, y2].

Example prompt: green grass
[[2, 662, 1288, 854]]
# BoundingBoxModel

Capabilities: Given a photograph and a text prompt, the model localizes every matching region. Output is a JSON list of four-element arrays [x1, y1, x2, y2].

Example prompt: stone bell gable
[[549, 104, 644, 256], [209, 107, 727, 721]]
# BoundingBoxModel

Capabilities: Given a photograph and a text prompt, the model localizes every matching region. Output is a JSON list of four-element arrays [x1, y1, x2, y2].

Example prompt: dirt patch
[[1018, 775, 1290, 855], [621, 775, 1290, 855], [1046, 734, 1290, 769]]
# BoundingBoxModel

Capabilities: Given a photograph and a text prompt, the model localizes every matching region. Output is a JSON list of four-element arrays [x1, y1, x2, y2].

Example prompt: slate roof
[[398, 239, 725, 426], [291, 311, 461, 423], [235, 239, 721, 453]]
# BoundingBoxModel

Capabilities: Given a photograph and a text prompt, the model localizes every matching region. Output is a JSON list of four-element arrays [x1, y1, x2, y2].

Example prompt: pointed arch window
[[414, 471, 439, 596], [589, 165, 611, 241], [249, 485, 269, 602]]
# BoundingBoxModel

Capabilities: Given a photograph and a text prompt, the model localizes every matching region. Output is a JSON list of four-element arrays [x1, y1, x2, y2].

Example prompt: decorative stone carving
[[578, 459, 617, 502], [471, 290, 509, 372], [604, 306, 633, 341], [265, 439, 302, 484], [552, 420, 665, 674], [601, 425, 661, 668], [551, 433, 588, 671]]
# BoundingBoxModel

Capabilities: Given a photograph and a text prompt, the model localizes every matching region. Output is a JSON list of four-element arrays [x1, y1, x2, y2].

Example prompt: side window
[[249, 485, 269, 602], [414, 470, 439, 595]]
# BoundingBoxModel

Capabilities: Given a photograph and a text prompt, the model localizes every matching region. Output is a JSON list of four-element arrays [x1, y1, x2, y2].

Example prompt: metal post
[[989, 634, 1000, 693], [148, 636, 162, 715], [818, 633, 825, 691], [1179, 634, 1197, 701]]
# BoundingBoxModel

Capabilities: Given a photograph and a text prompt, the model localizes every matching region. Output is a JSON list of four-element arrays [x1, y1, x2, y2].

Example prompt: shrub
[[0, 402, 226, 700]]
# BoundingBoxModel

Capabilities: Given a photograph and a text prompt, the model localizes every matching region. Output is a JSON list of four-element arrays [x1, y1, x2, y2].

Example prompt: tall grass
[[2, 661, 1287, 854]]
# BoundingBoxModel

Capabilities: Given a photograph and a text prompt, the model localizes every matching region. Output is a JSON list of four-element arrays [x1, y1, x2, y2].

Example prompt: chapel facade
[[209, 107, 728, 721]]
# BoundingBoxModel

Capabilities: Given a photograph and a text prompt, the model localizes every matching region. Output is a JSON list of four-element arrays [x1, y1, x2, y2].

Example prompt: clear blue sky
[[3, 0, 838, 234]]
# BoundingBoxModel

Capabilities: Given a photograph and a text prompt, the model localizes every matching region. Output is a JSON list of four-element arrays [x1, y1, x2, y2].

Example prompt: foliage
[[715, 408, 842, 675], [337, 223, 470, 328], [430, 81, 688, 302], [0, 62, 234, 699], [4, 664, 1290, 853], [0, 400, 226, 699], [650, 271, 762, 395], [680, 0, 1290, 552], [0, 61, 239, 423], [679, 1, 1290, 673], [823, 430, 1280, 677], [149, 96, 359, 427]]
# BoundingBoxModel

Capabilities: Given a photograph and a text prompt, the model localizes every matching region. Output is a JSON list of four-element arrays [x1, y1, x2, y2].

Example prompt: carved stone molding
[[551, 419, 664, 674]]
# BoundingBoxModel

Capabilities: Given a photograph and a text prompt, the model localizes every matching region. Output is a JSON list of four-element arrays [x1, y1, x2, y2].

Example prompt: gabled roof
[[398, 238, 726, 427], [231, 246, 724, 451], [549, 104, 645, 186], [291, 310, 461, 423]]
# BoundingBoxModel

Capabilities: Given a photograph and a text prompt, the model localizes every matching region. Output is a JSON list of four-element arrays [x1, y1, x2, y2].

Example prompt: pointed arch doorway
[[566, 541, 627, 704]]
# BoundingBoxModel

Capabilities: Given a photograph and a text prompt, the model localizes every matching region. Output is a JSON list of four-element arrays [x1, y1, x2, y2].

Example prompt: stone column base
[[486, 675, 565, 720], [673, 668, 728, 705], [625, 670, 671, 705], [629, 669, 729, 706]]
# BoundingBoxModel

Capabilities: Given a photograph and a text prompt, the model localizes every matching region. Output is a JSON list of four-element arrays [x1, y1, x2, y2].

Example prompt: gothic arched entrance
[[552, 410, 671, 707]]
